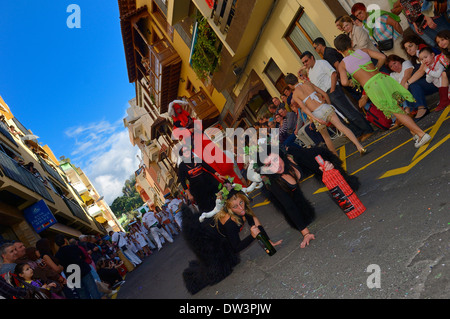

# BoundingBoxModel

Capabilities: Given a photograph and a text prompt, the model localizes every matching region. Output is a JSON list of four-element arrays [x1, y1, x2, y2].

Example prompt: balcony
[[87, 204, 103, 218], [211, 0, 237, 35], [70, 181, 88, 195], [0, 150, 54, 203], [62, 196, 91, 224], [143, 141, 160, 163], [142, 39, 182, 114], [39, 157, 67, 187], [0, 121, 18, 147], [184, 87, 220, 125], [119, 3, 182, 115]]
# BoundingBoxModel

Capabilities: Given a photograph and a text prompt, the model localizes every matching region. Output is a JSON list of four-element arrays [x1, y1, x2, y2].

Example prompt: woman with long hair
[[255, 143, 360, 249], [181, 183, 281, 295], [400, 34, 443, 113], [213, 188, 282, 253]]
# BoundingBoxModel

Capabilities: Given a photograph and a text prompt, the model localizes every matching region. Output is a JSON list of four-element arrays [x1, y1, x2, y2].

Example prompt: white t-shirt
[[308, 59, 336, 92], [111, 231, 128, 248], [133, 232, 147, 247], [168, 198, 182, 214], [390, 60, 414, 83], [142, 211, 158, 228]]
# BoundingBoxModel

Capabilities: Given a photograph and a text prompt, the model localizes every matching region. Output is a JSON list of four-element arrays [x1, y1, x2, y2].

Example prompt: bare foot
[[300, 233, 315, 248]]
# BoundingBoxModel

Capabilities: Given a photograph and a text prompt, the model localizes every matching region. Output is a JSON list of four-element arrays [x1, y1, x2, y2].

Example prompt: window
[[263, 59, 286, 93], [223, 111, 234, 127], [185, 78, 197, 95], [285, 9, 329, 60]]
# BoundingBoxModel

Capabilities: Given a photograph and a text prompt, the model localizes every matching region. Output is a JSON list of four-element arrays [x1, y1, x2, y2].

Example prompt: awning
[[48, 223, 82, 238], [81, 194, 95, 205], [95, 216, 108, 224]]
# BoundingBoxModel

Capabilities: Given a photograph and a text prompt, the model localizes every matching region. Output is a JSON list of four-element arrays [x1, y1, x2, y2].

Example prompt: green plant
[[191, 17, 221, 80]]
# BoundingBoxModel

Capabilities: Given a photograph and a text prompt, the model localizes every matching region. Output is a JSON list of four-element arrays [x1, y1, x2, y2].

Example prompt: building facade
[[0, 96, 108, 248], [59, 159, 124, 233], [119, 0, 228, 204], [118, 0, 401, 199]]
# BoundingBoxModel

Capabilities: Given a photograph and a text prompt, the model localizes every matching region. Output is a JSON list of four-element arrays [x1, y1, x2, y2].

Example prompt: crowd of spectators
[[247, 1, 449, 173], [0, 234, 126, 299]]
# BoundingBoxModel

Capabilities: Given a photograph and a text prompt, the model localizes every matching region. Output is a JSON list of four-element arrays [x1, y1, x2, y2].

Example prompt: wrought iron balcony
[[0, 150, 54, 203], [62, 196, 91, 224]]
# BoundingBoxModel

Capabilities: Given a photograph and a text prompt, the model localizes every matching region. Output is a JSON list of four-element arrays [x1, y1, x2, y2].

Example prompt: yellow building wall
[[235, 0, 338, 98], [136, 0, 227, 113], [0, 95, 14, 120], [41, 145, 60, 166]]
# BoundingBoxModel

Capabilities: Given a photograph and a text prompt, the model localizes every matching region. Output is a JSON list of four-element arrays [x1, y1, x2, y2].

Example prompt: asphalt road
[[117, 105, 449, 301]]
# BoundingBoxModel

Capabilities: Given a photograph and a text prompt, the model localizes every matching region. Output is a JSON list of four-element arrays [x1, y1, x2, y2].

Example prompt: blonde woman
[[181, 185, 281, 294], [214, 191, 282, 253]]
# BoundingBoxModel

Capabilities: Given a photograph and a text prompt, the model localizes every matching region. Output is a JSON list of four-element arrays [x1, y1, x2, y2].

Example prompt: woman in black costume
[[178, 146, 226, 212], [213, 186, 282, 253], [256, 144, 360, 248], [181, 183, 281, 294]]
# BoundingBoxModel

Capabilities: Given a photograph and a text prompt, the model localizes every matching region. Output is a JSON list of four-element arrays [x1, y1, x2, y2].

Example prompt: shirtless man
[[285, 73, 367, 156]]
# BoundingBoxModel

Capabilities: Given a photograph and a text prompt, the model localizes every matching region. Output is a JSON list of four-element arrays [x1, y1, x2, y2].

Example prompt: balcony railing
[[211, 0, 236, 34], [0, 150, 54, 203], [39, 157, 66, 187], [62, 196, 91, 224], [142, 39, 182, 114], [0, 121, 18, 147]]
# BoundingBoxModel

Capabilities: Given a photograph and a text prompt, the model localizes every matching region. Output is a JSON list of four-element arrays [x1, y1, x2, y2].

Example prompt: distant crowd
[[0, 194, 187, 299]]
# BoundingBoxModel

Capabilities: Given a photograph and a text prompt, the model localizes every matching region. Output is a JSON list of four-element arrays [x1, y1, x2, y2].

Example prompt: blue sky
[[0, 1, 140, 204]]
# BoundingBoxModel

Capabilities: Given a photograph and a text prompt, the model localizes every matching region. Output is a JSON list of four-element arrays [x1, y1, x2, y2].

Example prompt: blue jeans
[[410, 16, 450, 49], [407, 77, 439, 110], [76, 272, 102, 299], [328, 85, 374, 137], [282, 133, 302, 150]]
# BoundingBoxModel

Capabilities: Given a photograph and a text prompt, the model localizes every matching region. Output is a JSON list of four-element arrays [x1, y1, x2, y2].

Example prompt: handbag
[[376, 25, 394, 52]]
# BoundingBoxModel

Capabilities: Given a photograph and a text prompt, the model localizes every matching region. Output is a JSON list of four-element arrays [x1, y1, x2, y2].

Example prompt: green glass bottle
[[256, 232, 276, 256]]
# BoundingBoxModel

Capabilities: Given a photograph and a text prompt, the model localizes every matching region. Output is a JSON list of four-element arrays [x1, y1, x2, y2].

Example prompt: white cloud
[[65, 119, 140, 205]]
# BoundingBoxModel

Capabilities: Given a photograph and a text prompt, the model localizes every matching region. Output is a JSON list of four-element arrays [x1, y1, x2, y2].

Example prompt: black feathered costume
[[180, 205, 240, 295], [180, 145, 359, 294], [181, 200, 273, 294]]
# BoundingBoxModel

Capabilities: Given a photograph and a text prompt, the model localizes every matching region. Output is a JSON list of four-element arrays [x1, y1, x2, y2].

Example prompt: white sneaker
[[412, 134, 419, 142], [414, 133, 431, 148]]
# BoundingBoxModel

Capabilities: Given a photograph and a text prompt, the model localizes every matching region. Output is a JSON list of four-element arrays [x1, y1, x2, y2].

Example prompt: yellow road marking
[[312, 111, 450, 193], [252, 198, 271, 208], [378, 133, 449, 179], [412, 107, 450, 161], [338, 145, 347, 171]]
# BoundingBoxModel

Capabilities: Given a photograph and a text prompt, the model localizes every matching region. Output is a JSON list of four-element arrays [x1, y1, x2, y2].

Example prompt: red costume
[[169, 100, 244, 186]]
